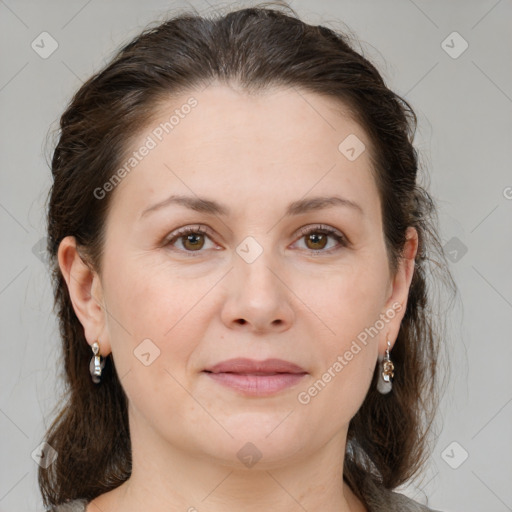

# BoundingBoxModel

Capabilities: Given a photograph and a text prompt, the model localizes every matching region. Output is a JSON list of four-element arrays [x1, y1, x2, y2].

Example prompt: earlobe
[[57, 236, 111, 356]]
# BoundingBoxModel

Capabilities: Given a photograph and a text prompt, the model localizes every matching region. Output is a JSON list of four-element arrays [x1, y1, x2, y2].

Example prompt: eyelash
[[163, 224, 348, 257]]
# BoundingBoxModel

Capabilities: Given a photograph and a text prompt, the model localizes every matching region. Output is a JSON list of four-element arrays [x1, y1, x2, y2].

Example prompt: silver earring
[[377, 338, 395, 394], [89, 341, 106, 384]]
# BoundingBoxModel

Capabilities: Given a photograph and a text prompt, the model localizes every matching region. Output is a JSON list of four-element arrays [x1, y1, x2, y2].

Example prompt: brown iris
[[304, 232, 328, 251], [182, 233, 205, 251]]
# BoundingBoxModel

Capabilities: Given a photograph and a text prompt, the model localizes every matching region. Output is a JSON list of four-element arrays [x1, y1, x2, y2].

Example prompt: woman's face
[[67, 84, 417, 469]]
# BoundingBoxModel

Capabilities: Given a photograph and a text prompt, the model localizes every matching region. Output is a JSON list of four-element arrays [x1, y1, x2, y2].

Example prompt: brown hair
[[40, 3, 457, 508]]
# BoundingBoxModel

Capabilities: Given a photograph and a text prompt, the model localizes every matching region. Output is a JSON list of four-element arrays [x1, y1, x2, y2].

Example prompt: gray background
[[1, 0, 511, 511]]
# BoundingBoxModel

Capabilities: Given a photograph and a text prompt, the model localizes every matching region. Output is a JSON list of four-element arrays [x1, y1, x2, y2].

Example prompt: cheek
[[290, 259, 387, 410], [300, 256, 387, 392], [105, 248, 205, 330], [102, 253, 212, 378], [102, 261, 212, 426], [296, 306, 379, 433], [306, 256, 390, 339]]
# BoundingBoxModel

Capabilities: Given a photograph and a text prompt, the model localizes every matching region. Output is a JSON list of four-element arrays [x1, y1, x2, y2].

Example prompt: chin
[[191, 422, 308, 468]]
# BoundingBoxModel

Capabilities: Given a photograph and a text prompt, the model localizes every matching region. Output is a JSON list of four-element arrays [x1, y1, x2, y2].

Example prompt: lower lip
[[203, 372, 307, 396]]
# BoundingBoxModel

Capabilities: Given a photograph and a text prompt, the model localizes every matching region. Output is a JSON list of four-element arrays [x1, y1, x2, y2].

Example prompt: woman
[[39, 4, 456, 511]]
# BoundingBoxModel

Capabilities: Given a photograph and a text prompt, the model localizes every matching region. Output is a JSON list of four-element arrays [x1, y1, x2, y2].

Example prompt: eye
[[292, 224, 348, 254], [164, 225, 218, 255], [163, 223, 348, 257]]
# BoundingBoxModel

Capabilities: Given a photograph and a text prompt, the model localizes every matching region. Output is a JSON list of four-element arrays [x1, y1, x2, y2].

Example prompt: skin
[[59, 83, 418, 512]]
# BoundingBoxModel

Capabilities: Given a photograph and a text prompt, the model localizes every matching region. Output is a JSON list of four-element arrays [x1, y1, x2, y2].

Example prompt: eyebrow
[[140, 194, 364, 219]]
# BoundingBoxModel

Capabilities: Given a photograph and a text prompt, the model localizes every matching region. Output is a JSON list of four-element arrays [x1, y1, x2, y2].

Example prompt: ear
[[379, 226, 419, 355], [57, 236, 111, 356]]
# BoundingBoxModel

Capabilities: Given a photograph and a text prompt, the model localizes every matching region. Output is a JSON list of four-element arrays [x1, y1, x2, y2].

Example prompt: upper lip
[[203, 358, 307, 374]]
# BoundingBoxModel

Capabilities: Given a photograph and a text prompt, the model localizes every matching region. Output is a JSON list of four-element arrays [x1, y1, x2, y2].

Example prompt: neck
[[89, 408, 365, 512]]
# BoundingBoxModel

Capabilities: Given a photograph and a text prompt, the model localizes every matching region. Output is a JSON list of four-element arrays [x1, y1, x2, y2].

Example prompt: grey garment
[[47, 488, 441, 512]]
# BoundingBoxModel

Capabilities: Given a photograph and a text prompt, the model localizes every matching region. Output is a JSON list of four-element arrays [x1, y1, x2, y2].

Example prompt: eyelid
[[169, 224, 216, 239], [294, 223, 345, 240]]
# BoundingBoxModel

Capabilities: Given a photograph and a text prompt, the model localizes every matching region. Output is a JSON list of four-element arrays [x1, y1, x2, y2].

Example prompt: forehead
[[108, 84, 380, 223], [148, 83, 368, 157]]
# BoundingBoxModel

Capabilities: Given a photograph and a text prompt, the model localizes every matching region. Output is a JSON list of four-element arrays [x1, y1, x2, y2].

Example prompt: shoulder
[[46, 499, 88, 512], [359, 476, 442, 512]]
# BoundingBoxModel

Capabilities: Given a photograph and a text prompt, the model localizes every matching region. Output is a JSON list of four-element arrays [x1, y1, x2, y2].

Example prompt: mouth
[[202, 358, 308, 396]]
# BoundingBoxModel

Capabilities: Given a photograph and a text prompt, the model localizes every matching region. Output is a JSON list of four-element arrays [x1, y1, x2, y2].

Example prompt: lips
[[202, 358, 308, 396], [203, 357, 307, 375]]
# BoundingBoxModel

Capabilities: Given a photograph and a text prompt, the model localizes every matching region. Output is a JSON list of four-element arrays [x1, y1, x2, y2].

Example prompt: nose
[[220, 250, 295, 334]]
